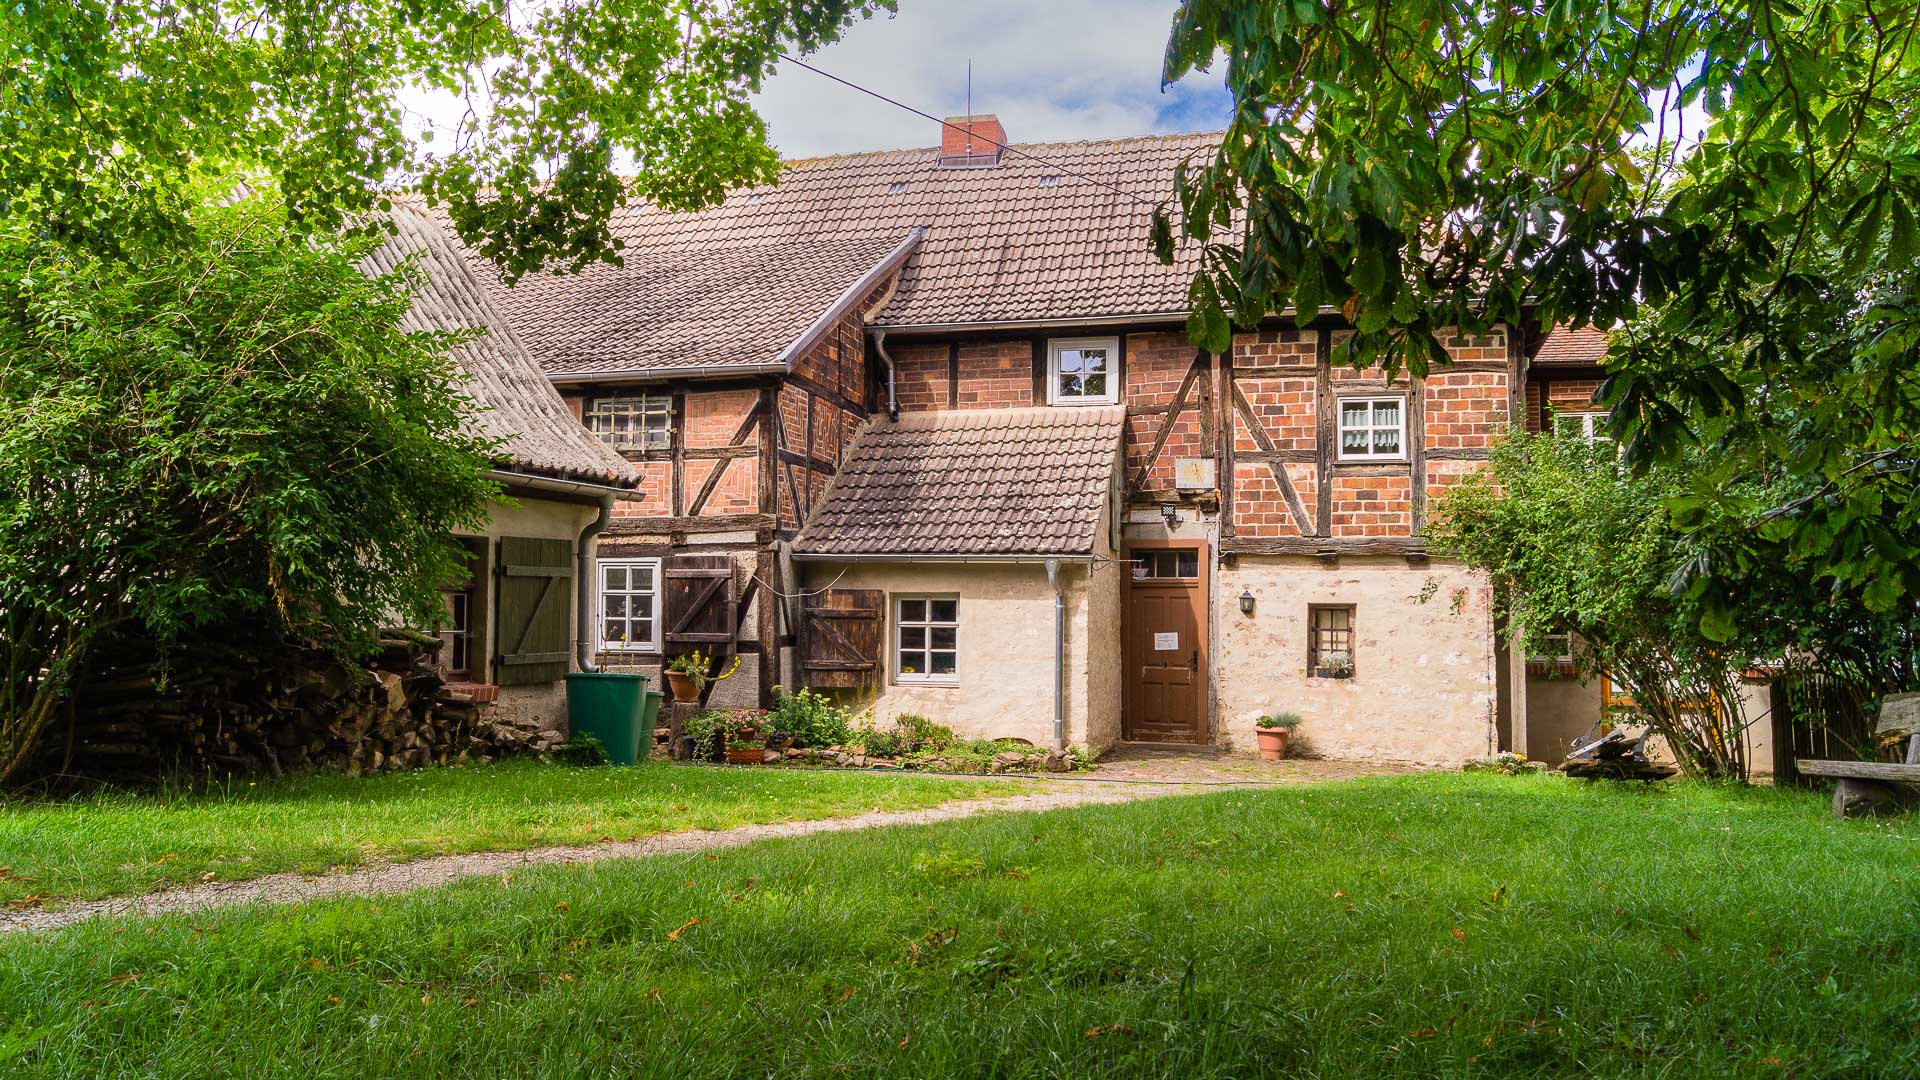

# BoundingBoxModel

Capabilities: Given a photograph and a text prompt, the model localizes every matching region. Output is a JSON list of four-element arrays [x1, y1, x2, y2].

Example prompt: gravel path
[[1, 780, 1188, 935]]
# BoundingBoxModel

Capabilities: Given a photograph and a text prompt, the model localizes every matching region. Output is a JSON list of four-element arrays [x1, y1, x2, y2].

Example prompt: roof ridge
[[777, 128, 1225, 171]]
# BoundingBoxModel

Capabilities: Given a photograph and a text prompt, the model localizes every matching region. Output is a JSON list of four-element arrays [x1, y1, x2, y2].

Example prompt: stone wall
[[794, 557, 1119, 750], [1214, 554, 1498, 764]]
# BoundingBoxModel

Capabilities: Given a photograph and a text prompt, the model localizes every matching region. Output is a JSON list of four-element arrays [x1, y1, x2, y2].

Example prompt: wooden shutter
[[801, 589, 884, 689], [494, 537, 573, 686], [663, 555, 738, 648]]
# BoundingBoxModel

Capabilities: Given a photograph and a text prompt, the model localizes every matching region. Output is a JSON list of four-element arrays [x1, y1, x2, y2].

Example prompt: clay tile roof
[[1533, 323, 1613, 366], [794, 406, 1125, 556], [468, 231, 921, 379], [357, 207, 640, 487], [610, 132, 1215, 329]]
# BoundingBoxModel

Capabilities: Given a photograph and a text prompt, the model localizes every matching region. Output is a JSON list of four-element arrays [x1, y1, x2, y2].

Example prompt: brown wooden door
[[1124, 545, 1207, 742]]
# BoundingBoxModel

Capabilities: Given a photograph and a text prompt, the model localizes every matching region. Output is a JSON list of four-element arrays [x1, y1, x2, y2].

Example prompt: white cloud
[[751, 1, 1230, 157], [395, 2, 1226, 166]]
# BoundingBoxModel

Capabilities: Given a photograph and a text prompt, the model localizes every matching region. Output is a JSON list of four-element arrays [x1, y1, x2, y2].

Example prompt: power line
[[776, 54, 1168, 215]]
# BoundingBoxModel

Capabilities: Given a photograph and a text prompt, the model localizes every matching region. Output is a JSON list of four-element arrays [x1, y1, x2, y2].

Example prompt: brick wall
[[1424, 370, 1507, 451], [954, 340, 1032, 408], [1330, 474, 1413, 536], [892, 343, 949, 411], [1534, 377, 1603, 432], [1125, 333, 1203, 492]]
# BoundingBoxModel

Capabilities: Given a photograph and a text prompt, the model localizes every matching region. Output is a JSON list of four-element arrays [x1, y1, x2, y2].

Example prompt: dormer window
[[1046, 337, 1120, 406], [586, 393, 672, 451]]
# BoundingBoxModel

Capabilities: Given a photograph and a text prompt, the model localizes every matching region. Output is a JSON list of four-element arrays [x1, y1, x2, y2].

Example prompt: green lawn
[[4, 773, 1917, 1077], [0, 760, 1028, 906]]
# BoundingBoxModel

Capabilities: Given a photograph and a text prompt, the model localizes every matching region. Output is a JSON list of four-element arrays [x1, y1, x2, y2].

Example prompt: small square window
[[586, 395, 673, 451], [1309, 605, 1355, 679], [1526, 630, 1574, 665], [1047, 337, 1120, 405], [598, 558, 661, 652], [896, 595, 959, 683], [1337, 396, 1405, 460]]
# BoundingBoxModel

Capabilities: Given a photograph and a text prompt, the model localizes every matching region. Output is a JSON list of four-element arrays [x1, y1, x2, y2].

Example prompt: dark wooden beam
[[1314, 333, 1334, 538], [1217, 346, 1234, 541], [1409, 373, 1428, 535], [669, 388, 686, 517]]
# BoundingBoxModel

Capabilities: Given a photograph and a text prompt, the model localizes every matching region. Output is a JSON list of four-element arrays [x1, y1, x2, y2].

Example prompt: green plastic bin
[[564, 672, 649, 766], [641, 689, 665, 745]]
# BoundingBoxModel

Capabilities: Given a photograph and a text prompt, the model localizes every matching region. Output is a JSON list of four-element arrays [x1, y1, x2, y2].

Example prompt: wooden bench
[[1798, 692, 1920, 817]]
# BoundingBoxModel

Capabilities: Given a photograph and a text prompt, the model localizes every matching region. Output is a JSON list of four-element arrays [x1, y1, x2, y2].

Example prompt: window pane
[[931, 599, 958, 623], [1373, 427, 1401, 454], [604, 566, 627, 590], [633, 616, 652, 640], [1082, 372, 1106, 397], [1078, 348, 1107, 372], [1058, 372, 1083, 397], [930, 651, 957, 675], [605, 595, 627, 618], [900, 626, 926, 650], [1176, 550, 1199, 577], [931, 626, 956, 650], [1342, 400, 1369, 426], [1372, 400, 1401, 426], [604, 620, 625, 643], [900, 599, 926, 622], [1342, 429, 1369, 452], [632, 565, 654, 591], [1059, 350, 1086, 375]]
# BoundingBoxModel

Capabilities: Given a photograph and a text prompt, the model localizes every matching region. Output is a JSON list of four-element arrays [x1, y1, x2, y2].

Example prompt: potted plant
[[1253, 713, 1301, 761], [664, 649, 741, 703], [718, 709, 764, 764]]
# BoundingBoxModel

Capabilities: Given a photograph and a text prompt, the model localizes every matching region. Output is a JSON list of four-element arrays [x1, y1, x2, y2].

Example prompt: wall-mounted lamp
[[1239, 589, 1256, 616], [1161, 504, 1180, 530]]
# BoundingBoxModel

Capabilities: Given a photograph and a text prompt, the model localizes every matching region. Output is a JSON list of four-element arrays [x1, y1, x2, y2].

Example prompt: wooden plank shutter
[[801, 589, 884, 689], [663, 555, 738, 648], [494, 536, 573, 686]]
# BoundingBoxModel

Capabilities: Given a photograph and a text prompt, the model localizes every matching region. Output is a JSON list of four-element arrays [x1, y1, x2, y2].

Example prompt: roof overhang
[[790, 551, 1096, 563], [487, 469, 646, 502]]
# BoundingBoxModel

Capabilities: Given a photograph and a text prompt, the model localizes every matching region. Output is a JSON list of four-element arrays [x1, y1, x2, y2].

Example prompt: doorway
[[1123, 541, 1208, 743]]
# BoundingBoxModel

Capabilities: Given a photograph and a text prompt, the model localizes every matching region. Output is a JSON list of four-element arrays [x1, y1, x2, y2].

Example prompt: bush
[[767, 688, 852, 749]]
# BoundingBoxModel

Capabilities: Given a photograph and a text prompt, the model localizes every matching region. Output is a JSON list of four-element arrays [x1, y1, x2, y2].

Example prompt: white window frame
[[1335, 395, 1408, 461], [893, 594, 960, 685], [1553, 411, 1610, 444], [1046, 336, 1121, 406], [1526, 630, 1574, 665], [586, 394, 673, 452], [597, 558, 662, 653]]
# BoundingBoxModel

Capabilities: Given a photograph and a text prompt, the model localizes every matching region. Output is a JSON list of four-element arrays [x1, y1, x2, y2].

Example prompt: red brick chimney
[[939, 115, 1007, 168]]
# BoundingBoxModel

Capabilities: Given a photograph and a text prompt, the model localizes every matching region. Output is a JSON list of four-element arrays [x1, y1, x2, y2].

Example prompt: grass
[[0, 760, 1031, 906], [4, 773, 1918, 1077]]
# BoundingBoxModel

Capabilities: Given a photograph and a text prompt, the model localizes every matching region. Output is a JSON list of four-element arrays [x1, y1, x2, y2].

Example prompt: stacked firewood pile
[[31, 627, 542, 785]]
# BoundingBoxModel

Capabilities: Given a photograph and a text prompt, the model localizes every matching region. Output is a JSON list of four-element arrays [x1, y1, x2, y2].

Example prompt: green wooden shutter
[[494, 536, 573, 686]]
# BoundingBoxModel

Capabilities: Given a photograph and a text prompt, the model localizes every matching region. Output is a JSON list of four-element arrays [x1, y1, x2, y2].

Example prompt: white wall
[[1214, 555, 1499, 764]]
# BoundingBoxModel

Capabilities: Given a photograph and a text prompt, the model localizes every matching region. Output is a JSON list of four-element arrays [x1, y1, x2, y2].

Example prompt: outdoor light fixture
[[1239, 589, 1256, 615], [1161, 504, 1180, 530]]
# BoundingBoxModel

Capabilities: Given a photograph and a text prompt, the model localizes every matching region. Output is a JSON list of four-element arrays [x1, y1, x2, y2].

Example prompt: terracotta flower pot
[[1254, 726, 1291, 761], [665, 670, 698, 703], [725, 747, 762, 765]]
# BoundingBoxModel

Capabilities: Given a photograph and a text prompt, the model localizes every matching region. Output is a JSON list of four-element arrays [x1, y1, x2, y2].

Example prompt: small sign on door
[[1153, 632, 1180, 651]]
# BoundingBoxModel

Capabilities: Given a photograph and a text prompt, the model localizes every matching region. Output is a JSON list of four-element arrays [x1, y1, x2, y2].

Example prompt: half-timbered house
[[415, 115, 1705, 764]]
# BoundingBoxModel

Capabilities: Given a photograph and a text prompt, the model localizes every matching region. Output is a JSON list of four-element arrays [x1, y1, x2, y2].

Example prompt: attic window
[[587, 394, 672, 452], [886, 181, 910, 194], [1038, 175, 1062, 187]]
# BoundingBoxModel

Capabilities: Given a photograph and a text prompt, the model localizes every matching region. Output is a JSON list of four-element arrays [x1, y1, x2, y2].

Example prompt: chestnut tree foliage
[[1159, 1, 1920, 632], [4, 0, 890, 276]]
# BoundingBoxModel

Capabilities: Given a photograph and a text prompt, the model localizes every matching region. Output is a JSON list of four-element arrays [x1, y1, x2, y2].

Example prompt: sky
[[752, 1, 1230, 157]]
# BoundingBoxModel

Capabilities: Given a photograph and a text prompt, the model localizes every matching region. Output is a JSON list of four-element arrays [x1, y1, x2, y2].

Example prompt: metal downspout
[[575, 496, 614, 673], [1046, 557, 1065, 751], [873, 329, 900, 422]]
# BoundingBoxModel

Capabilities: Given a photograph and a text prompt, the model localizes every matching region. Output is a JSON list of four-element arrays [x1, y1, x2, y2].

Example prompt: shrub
[[897, 714, 955, 750], [767, 688, 852, 749]]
